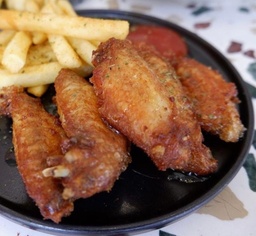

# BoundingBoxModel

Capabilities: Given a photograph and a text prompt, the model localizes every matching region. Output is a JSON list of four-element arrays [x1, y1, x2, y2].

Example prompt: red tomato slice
[[127, 25, 187, 60]]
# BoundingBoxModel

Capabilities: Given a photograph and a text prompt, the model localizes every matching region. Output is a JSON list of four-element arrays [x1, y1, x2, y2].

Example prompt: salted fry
[[2, 31, 32, 73], [25, 0, 40, 12], [0, 62, 93, 89], [0, 3, 127, 97], [72, 64, 93, 77], [33, 0, 44, 8], [48, 34, 82, 68], [0, 10, 129, 41], [68, 37, 96, 66], [26, 42, 57, 66], [0, 62, 63, 88], [5, 0, 26, 10], [90, 40, 101, 47], [32, 32, 47, 44], [57, 0, 77, 16], [0, 46, 4, 61], [0, 30, 16, 46], [41, 1, 82, 68], [27, 84, 49, 97], [45, 1, 63, 15]]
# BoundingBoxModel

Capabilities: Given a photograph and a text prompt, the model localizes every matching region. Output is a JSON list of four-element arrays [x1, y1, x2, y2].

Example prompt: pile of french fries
[[0, 0, 129, 96]]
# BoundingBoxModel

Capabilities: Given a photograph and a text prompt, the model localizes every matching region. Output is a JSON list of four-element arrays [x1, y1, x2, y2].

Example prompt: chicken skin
[[45, 69, 130, 200], [0, 87, 73, 223], [134, 44, 218, 174], [175, 57, 245, 142], [91, 38, 217, 175]]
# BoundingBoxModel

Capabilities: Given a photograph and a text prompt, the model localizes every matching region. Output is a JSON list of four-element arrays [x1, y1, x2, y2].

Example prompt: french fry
[[2, 31, 32, 73], [27, 84, 49, 97], [40, 1, 83, 68], [0, 9, 129, 41], [48, 34, 82, 68], [0, 45, 4, 61], [0, 62, 93, 89], [42, 0, 76, 16], [0, 30, 16, 46], [23, 0, 47, 44], [25, 0, 41, 12], [0, 62, 63, 88], [0, 2, 127, 97], [32, 32, 48, 44], [4, 0, 27, 10], [57, 0, 77, 16], [72, 64, 93, 78], [68, 37, 96, 66], [90, 40, 101, 47], [19, 0, 46, 45], [44, 0, 63, 15], [25, 41, 57, 66], [33, 0, 44, 8]]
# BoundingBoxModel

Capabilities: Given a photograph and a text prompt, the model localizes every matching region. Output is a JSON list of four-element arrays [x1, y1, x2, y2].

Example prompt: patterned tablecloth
[[0, 1, 255, 236]]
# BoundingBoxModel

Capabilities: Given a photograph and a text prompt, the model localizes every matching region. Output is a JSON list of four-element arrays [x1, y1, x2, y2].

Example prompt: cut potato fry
[[27, 84, 49, 97], [0, 62, 93, 89], [0, 10, 129, 41], [25, 0, 40, 12], [32, 32, 48, 44], [5, 0, 26, 10], [72, 64, 93, 78], [33, 0, 44, 7], [45, 1, 63, 15], [68, 37, 96, 66], [41, 1, 82, 68], [57, 0, 77, 16], [25, 42, 57, 66], [2, 31, 32, 73], [48, 34, 82, 68], [0, 30, 16, 46], [0, 45, 4, 61], [0, 2, 127, 97], [0, 62, 63, 88]]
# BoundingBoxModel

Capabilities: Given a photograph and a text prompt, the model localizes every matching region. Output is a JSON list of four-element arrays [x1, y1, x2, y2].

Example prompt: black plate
[[0, 10, 254, 236]]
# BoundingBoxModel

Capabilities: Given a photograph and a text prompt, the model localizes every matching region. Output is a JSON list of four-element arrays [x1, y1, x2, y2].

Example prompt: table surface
[[0, 1, 256, 236]]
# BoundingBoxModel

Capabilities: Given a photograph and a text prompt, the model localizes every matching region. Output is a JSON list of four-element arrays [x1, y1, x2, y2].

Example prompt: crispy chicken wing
[[0, 87, 73, 223], [135, 44, 217, 174], [91, 38, 217, 175], [45, 69, 130, 200], [175, 57, 245, 142]]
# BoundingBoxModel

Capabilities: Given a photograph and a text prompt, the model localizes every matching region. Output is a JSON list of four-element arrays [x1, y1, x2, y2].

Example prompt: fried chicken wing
[[91, 38, 217, 175], [0, 87, 73, 223], [135, 44, 217, 174], [175, 57, 245, 142], [45, 69, 130, 200]]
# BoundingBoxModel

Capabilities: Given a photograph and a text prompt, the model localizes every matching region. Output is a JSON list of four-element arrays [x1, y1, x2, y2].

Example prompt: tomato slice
[[127, 25, 187, 60]]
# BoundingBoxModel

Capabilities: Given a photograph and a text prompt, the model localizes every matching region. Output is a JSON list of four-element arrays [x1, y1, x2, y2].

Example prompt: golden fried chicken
[[91, 38, 217, 175], [175, 57, 245, 142], [44, 69, 130, 200], [135, 44, 217, 174], [0, 87, 73, 223]]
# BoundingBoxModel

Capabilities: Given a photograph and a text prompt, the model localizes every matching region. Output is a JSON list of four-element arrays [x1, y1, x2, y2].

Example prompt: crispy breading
[[51, 69, 131, 200], [135, 44, 217, 175], [0, 87, 73, 223], [175, 57, 245, 142], [91, 38, 217, 175]]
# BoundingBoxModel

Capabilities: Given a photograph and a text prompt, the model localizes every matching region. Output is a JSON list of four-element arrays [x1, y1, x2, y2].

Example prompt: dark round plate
[[0, 10, 254, 236]]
